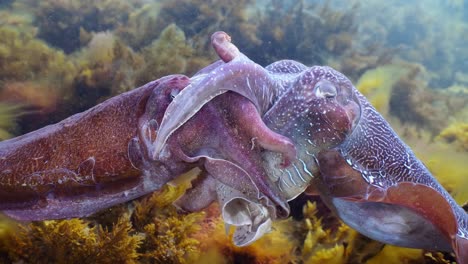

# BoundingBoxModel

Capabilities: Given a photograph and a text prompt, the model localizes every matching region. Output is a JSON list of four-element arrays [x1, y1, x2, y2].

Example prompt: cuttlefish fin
[[316, 149, 457, 252], [383, 182, 458, 243], [455, 236, 468, 264]]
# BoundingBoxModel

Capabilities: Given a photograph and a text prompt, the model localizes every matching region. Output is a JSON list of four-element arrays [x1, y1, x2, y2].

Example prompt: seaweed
[[155, 0, 257, 53], [300, 201, 356, 264], [0, 178, 206, 264], [356, 65, 406, 115], [21, 0, 144, 53], [73, 31, 144, 111], [135, 24, 211, 85], [0, 188, 457, 263], [0, 27, 76, 85], [356, 0, 468, 88], [115, 3, 162, 50], [0, 102, 22, 140], [437, 122, 468, 151], [131, 176, 205, 264], [2, 216, 142, 264], [250, 0, 359, 66], [195, 213, 298, 264], [0, 27, 78, 133]]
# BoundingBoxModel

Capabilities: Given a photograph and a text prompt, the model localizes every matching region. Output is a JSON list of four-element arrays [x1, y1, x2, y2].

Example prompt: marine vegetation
[[0, 0, 467, 263], [134, 23, 211, 85], [252, 0, 359, 66], [0, 27, 76, 85], [437, 122, 468, 152], [0, 103, 22, 140], [0, 180, 206, 264], [2, 217, 142, 264], [19, 0, 144, 53], [0, 26, 77, 132]]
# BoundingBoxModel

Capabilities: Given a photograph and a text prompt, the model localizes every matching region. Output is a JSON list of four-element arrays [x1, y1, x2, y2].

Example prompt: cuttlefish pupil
[[314, 80, 337, 98]]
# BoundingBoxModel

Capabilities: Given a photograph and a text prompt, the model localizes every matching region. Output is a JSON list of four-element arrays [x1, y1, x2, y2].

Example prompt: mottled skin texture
[[0, 31, 467, 262], [0, 77, 156, 218], [154, 32, 467, 262]]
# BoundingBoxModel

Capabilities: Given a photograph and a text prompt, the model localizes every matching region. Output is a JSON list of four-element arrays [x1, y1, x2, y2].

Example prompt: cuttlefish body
[[154, 32, 468, 262], [0, 30, 466, 262], [0, 63, 295, 246]]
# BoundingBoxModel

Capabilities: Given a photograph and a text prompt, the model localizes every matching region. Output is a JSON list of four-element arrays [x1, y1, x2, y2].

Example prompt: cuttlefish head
[[263, 66, 361, 200], [295, 66, 361, 149], [266, 65, 361, 149]]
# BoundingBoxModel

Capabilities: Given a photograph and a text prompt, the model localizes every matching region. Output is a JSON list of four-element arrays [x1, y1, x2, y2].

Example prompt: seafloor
[[0, 0, 467, 263]]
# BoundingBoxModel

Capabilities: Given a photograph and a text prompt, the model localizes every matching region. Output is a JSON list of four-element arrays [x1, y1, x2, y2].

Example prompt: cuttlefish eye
[[314, 80, 337, 98]]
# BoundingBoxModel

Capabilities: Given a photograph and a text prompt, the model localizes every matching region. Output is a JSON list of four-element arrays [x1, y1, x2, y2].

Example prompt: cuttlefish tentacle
[[170, 154, 281, 247], [162, 92, 290, 245], [211, 31, 240, 62], [216, 182, 273, 247], [228, 95, 296, 167], [153, 31, 286, 161], [167, 91, 291, 218]]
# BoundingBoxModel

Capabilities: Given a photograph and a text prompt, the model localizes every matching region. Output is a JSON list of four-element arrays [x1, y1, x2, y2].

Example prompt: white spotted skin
[[261, 61, 360, 200], [338, 90, 468, 240]]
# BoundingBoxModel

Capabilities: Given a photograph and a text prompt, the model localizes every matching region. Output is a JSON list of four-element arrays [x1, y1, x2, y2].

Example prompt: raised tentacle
[[153, 32, 282, 159]]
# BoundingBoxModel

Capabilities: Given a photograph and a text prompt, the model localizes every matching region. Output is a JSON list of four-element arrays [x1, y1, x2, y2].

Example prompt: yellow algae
[[3, 216, 142, 264], [193, 204, 297, 264], [132, 182, 205, 264], [0, 26, 77, 122], [420, 145, 468, 204], [85, 32, 117, 66], [135, 23, 195, 84], [0, 103, 23, 140], [437, 122, 468, 151], [446, 84, 468, 95], [301, 201, 357, 264], [75, 32, 144, 95], [396, 125, 468, 205], [356, 65, 407, 115], [366, 245, 422, 264], [244, 219, 298, 263]]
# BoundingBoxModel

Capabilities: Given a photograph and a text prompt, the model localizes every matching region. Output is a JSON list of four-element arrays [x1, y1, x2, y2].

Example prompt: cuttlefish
[[153, 32, 468, 262], [0, 30, 466, 262]]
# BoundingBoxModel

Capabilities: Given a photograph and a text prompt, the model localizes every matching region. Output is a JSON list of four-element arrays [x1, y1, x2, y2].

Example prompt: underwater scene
[[0, 0, 467, 263]]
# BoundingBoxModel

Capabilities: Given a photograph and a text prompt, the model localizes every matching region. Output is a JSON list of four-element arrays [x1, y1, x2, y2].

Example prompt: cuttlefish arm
[[173, 154, 275, 246], [315, 91, 468, 263], [153, 31, 288, 161], [162, 92, 293, 246]]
